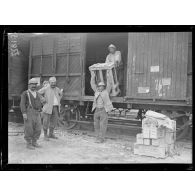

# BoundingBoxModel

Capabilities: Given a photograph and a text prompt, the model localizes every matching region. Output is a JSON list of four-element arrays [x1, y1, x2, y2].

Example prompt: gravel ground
[[8, 122, 192, 164]]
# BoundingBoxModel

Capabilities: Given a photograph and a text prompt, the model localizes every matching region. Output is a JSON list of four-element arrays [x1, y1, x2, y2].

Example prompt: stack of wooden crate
[[89, 62, 120, 96], [134, 111, 176, 158]]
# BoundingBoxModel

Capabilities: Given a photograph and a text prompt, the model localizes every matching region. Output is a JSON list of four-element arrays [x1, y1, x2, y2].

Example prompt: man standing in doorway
[[38, 77, 63, 140], [105, 44, 123, 94], [90, 71, 114, 143], [105, 44, 122, 67], [20, 78, 43, 149]]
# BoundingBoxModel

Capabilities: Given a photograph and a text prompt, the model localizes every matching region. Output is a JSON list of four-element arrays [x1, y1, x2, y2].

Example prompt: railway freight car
[[28, 32, 192, 139], [8, 34, 30, 111]]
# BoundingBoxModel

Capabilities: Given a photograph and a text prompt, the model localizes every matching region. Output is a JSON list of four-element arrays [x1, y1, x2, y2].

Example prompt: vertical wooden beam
[[99, 70, 104, 82], [53, 37, 57, 75], [28, 39, 32, 82]]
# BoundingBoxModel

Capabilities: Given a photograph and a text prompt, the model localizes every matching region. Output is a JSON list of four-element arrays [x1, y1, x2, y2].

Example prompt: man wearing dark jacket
[[20, 78, 43, 149]]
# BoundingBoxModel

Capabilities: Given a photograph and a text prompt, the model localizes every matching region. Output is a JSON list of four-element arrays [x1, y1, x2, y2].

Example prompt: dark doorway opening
[[85, 33, 128, 96]]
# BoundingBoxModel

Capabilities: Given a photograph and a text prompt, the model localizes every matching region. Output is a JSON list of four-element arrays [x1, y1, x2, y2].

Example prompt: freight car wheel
[[58, 105, 79, 130], [176, 115, 190, 140]]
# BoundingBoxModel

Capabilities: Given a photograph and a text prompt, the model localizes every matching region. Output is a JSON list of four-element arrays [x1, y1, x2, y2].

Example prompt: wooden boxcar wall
[[127, 32, 190, 101], [29, 33, 86, 98]]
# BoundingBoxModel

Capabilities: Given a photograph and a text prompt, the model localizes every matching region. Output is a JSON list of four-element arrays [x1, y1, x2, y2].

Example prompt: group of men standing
[[20, 44, 122, 149], [20, 77, 62, 149]]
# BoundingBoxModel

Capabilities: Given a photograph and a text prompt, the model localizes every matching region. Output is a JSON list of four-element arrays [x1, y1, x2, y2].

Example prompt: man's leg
[[32, 112, 42, 147], [94, 109, 101, 142], [42, 112, 50, 141], [99, 109, 108, 142], [24, 110, 35, 149], [49, 106, 58, 139]]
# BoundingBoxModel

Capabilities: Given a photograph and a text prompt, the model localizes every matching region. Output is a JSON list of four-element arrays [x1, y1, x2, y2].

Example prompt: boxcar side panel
[[127, 32, 189, 100], [29, 33, 85, 98]]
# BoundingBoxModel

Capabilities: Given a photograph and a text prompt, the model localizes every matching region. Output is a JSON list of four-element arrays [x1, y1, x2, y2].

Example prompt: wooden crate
[[152, 138, 166, 146], [142, 128, 150, 138], [150, 127, 166, 139], [134, 143, 168, 159], [136, 133, 144, 144], [143, 138, 151, 145]]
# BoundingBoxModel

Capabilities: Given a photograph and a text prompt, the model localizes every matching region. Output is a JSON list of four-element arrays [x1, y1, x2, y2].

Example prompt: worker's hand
[[23, 113, 27, 120], [91, 70, 95, 77], [115, 61, 120, 68]]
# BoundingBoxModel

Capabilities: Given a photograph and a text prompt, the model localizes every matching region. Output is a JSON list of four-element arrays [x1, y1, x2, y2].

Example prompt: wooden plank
[[167, 32, 174, 98], [140, 33, 145, 98], [182, 32, 188, 99], [129, 33, 136, 97], [153, 33, 161, 98], [175, 32, 182, 98], [172, 33, 177, 98], [28, 39, 32, 81], [150, 33, 155, 97], [143, 33, 148, 98], [135, 33, 142, 97], [163, 33, 169, 98], [147, 33, 152, 98]]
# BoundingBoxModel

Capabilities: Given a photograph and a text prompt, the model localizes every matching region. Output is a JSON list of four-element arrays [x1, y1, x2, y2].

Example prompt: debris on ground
[[8, 122, 192, 164]]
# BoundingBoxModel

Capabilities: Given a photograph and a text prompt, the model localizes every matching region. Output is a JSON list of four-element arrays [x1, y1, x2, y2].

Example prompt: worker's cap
[[108, 44, 116, 49], [28, 78, 38, 85], [49, 77, 56, 82], [98, 82, 105, 86]]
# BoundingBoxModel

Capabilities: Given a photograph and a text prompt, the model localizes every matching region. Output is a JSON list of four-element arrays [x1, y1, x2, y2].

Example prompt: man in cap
[[38, 77, 63, 140], [105, 44, 123, 93], [20, 78, 43, 149], [105, 44, 122, 68], [90, 71, 114, 143]]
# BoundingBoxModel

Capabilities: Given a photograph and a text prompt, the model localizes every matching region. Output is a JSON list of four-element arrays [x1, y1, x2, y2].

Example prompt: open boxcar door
[[29, 33, 86, 99]]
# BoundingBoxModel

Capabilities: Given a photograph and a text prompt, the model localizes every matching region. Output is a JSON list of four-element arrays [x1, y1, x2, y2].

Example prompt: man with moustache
[[20, 78, 43, 149], [38, 77, 63, 140]]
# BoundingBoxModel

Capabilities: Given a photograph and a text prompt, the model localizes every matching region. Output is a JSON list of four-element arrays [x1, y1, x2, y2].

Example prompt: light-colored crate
[[143, 138, 151, 145], [134, 143, 168, 159], [136, 133, 144, 144], [152, 138, 166, 146], [150, 127, 166, 139], [142, 128, 150, 138]]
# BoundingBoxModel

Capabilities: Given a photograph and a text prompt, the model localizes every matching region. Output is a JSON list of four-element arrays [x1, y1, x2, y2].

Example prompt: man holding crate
[[90, 71, 114, 143]]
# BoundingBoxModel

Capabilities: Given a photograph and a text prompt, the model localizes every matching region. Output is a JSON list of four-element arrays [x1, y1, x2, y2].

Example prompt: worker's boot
[[49, 129, 58, 139], [32, 140, 42, 148], [26, 141, 35, 150], [44, 130, 49, 141]]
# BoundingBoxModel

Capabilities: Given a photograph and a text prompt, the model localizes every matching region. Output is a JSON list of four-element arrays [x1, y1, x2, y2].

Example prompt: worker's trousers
[[94, 108, 108, 139], [24, 108, 42, 143], [42, 106, 59, 135]]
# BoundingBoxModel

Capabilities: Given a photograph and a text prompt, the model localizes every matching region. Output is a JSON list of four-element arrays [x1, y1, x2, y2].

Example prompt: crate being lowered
[[134, 110, 176, 159], [89, 62, 120, 96]]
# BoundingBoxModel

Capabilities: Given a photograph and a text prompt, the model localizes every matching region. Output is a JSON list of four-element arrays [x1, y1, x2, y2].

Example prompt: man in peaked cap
[[20, 78, 43, 149], [90, 72, 114, 143], [38, 77, 63, 140]]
